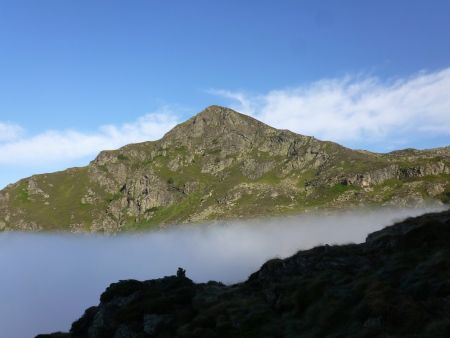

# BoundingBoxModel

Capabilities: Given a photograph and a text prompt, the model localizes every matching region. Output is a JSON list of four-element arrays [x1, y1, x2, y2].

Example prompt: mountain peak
[[198, 104, 231, 115], [192, 105, 259, 126], [161, 105, 274, 145]]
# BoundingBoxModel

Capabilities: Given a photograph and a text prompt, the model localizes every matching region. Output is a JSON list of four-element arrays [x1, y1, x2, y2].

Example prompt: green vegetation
[[15, 182, 30, 203], [107, 192, 122, 203], [117, 154, 129, 161], [147, 193, 203, 226], [331, 183, 351, 193], [7, 168, 108, 230]]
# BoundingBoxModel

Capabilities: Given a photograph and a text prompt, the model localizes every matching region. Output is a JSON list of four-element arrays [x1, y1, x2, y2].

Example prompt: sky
[[0, 0, 450, 188]]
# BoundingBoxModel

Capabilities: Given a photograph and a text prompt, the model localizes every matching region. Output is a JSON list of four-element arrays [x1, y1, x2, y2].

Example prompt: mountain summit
[[166, 105, 272, 137], [0, 106, 449, 232], [161, 105, 287, 152]]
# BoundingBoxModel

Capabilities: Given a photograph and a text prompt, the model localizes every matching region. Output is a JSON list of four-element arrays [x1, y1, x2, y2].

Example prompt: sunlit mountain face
[[1, 106, 449, 233]]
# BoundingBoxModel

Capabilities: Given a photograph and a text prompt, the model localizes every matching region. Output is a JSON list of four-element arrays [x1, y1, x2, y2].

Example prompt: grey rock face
[[125, 174, 177, 214], [340, 165, 401, 187], [339, 162, 449, 188]]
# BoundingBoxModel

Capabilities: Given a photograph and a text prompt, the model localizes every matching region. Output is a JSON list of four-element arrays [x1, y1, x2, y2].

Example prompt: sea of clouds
[[0, 206, 446, 337]]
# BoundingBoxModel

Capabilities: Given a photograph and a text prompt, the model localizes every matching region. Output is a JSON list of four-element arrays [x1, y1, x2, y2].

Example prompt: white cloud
[[210, 68, 450, 147], [0, 122, 23, 142], [0, 107, 180, 165], [207, 89, 257, 116]]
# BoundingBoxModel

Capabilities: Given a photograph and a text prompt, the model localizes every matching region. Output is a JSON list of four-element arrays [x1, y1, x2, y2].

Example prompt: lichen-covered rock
[[124, 173, 179, 216]]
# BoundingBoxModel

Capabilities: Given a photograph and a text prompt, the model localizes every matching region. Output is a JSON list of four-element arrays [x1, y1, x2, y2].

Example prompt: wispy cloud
[[0, 107, 179, 165], [210, 68, 450, 148], [0, 122, 24, 142], [207, 89, 257, 116]]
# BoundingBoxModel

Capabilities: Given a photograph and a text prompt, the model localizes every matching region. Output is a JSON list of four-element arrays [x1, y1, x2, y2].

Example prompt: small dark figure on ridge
[[176, 267, 186, 278]]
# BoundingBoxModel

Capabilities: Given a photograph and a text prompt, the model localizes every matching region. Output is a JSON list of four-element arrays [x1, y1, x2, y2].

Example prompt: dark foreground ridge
[[39, 210, 450, 337]]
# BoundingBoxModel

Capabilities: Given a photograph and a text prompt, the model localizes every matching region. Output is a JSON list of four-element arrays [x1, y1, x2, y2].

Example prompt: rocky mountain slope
[[38, 209, 450, 337], [1, 105, 449, 232]]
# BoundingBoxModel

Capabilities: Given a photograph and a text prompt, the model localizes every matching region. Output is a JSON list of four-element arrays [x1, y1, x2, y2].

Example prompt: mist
[[0, 206, 446, 337]]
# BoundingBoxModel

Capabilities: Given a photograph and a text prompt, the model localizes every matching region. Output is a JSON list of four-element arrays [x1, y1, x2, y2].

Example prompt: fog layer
[[0, 206, 445, 337]]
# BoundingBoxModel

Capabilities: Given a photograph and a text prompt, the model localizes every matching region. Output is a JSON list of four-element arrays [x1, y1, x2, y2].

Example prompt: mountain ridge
[[0, 105, 449, 232]]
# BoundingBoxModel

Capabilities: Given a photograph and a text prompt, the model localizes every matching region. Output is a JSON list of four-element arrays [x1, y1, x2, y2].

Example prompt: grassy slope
[[7, 168, 107, 230], [3, 149, 450, 231]]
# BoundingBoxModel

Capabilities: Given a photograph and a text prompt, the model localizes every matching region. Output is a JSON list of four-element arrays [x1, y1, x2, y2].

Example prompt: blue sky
[[0, 0, 450, 188]]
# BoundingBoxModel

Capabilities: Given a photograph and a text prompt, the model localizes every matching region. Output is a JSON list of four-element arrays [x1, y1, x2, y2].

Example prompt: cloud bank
[[211, 68, 450, 148], [0, 206, 445, 337], [0, 108, 179, 165]]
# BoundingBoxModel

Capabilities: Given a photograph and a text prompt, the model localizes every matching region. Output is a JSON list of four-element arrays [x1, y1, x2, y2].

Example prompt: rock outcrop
[[339, 161, 449, 188]]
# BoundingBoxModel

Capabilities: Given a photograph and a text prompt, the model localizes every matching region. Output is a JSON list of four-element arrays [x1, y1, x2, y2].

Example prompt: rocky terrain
[[0, 105, 449, 232], [38, 208, 450, 337]]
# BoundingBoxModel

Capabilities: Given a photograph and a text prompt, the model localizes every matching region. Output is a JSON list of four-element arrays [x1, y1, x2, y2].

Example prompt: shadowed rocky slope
[[1, 105, 449, 232], [38, 209, 450, 337]]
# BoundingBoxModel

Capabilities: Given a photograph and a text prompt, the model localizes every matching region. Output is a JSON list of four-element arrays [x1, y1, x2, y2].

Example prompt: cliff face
[[1, 105, 449, 232], [37, 209, 450, 337]]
